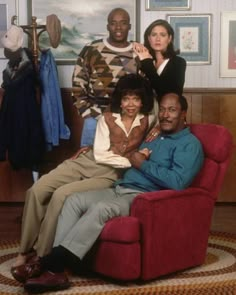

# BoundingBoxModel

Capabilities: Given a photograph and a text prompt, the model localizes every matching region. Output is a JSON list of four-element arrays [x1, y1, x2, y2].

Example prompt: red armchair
[[85, 123, 233, 281]]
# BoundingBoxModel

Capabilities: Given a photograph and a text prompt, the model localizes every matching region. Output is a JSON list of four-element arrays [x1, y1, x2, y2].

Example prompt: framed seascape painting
[[220, 12, 236, 77], [167, 14, 212, 65], [0, 0, 18, 58], [146, 0, 191, 11], [28, 0, 140, 65]]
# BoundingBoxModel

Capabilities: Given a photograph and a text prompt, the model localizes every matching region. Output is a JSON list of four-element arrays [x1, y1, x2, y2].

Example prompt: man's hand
[[70, 146, 91, 160], [129, 148, 152, 169]]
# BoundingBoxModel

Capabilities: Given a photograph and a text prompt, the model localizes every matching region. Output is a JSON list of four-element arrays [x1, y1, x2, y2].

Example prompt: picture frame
[[0, 0, 18, 59], [28, 0, 140, 65], [146, 0, 191, 11], [167, 14, 212, 65], [220, 12, 236, 77]]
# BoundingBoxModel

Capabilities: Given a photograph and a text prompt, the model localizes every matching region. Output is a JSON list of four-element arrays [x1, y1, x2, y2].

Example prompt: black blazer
[[140, 55, 186, 100]]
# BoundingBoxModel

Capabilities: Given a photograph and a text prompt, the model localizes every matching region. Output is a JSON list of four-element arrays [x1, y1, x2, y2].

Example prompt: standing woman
[[133, 19, 186, 100]]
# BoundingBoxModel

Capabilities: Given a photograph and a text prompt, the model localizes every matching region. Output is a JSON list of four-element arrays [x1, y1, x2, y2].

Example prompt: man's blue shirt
[[115, 127, 204, 192]]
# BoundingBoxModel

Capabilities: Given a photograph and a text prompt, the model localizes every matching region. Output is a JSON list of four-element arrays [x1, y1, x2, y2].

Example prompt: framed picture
[[0, 0, 18, 59], [220, 12, 236, 77], [28, 0, 140, 65], [167, 14, 212, 65], [146, 0, 191, 11]]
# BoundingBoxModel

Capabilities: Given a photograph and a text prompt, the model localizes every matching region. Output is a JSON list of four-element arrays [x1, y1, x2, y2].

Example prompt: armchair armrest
[[130, 188, 215, 279]]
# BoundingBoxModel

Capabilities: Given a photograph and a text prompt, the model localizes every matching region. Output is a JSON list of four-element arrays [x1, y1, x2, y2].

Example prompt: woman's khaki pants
[[19, 150, 119, 257]]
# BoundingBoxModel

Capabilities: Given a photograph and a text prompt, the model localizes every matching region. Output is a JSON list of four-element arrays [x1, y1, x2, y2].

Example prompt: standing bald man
[[72, 7, 138, 146]]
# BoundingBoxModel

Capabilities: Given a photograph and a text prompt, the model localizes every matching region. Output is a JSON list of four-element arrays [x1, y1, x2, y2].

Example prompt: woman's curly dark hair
[[111, 74, 154, 114], [144, 19, 180, 60]]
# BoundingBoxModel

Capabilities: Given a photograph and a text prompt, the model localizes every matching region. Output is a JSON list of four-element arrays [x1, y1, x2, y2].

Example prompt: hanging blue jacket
[[39, 49, 70, 151]]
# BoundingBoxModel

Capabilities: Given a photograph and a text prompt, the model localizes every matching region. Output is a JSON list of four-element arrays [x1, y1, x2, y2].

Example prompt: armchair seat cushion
[[88, 216, 141, 280], [99, 216, 140, 243]]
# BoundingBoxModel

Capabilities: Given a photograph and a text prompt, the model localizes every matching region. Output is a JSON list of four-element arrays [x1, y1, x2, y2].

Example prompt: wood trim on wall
[[183, 89, 236, 202], [184, 88, 236, 93], [0, 88, 235, 202]]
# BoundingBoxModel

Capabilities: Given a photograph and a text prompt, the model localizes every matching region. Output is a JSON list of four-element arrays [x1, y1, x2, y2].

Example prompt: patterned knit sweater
[[72, 38, 137, 118]]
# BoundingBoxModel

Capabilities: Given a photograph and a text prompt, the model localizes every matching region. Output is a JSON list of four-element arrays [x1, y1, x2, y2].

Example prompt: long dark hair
[[144, 19, 180, 60], [111, 74, 154, 114]]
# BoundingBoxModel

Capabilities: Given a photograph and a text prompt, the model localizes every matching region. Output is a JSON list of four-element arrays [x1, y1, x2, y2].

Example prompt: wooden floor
[[0, 202, 235, 241]]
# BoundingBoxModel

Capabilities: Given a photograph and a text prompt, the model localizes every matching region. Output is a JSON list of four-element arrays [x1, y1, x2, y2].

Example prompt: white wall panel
[[0, 0, 236, 88], [139, 0, 236, 88]]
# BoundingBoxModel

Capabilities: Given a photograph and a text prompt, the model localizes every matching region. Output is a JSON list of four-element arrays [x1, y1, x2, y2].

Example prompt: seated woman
[[12, 74, 155, 273]]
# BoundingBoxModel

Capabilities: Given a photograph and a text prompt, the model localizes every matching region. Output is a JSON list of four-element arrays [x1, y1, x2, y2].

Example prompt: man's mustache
[[160, 119, 172, 123]]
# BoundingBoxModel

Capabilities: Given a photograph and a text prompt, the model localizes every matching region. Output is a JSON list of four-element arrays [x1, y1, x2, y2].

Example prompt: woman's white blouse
[[93, 113, 155, 168]]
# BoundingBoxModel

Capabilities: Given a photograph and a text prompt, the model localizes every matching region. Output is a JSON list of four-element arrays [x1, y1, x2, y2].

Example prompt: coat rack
[[11, 15, 61, 68]]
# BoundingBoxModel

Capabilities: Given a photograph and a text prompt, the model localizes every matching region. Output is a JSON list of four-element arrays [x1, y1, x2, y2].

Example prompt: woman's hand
[[70, 146, 91, 160], [139, 148, 152, 159], [132, 42, 152, 60], [145, 125, 161, 142], [129, 148, 152, 169]]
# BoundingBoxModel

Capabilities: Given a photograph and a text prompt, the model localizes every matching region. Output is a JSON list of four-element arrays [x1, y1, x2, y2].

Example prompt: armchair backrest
[[189, 124, 233, 200]]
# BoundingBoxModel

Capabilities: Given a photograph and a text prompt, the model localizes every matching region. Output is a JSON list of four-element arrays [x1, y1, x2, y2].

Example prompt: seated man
[[14, 93, 204, 293]]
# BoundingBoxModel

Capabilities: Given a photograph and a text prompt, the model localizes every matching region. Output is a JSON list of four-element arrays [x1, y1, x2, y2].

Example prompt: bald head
[[106, 7, 131, 47], [107, 8, 130, 23], [159, 93, 188, 112]]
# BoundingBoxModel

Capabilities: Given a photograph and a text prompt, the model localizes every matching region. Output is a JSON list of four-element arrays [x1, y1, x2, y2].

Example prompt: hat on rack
[[46, 14, 61, 48], [1, 25, 24, 52]]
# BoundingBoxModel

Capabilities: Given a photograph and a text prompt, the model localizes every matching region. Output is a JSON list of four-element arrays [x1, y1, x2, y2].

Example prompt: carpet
[[0, 232, 235, 295]]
